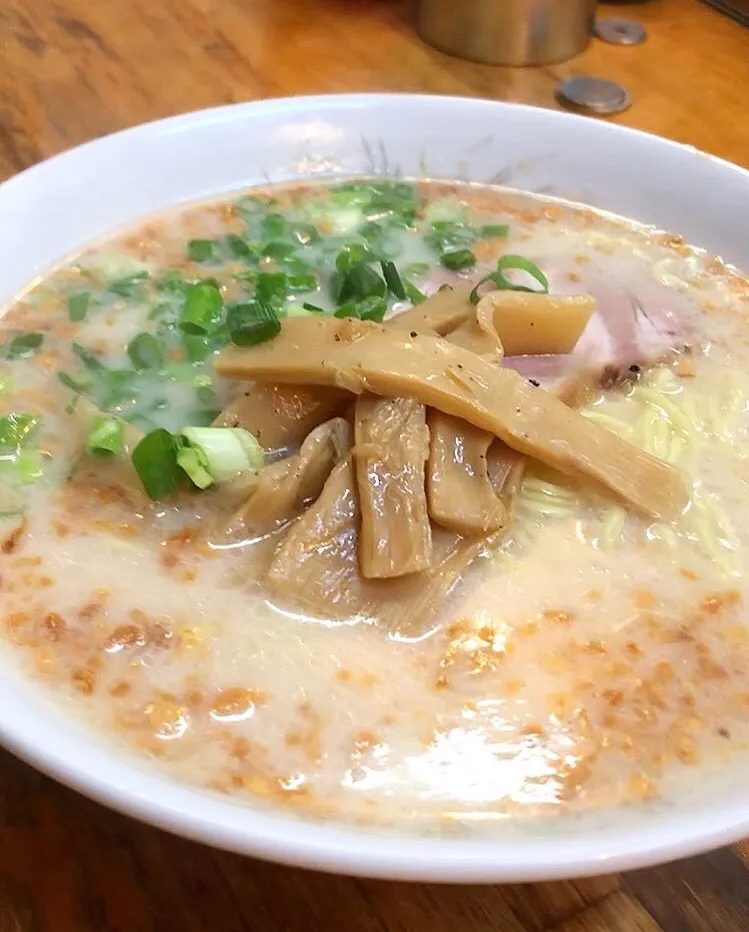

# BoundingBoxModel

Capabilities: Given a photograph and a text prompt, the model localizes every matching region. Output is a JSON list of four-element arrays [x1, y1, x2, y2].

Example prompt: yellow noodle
[[581, 410, 635, 438], [636, 388, 695, 435]]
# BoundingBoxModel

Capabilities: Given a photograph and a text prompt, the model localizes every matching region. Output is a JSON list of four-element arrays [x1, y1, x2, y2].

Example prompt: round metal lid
[[593, 18, 648, 46], [555, 76, 633, 116]]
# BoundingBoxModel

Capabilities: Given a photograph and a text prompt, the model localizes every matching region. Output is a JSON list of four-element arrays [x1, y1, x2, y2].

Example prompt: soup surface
[[3, 178, 749, 832]]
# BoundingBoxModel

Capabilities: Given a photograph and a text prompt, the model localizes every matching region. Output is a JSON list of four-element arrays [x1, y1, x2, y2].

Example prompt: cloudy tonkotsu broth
[[2, 179, 749, 832]]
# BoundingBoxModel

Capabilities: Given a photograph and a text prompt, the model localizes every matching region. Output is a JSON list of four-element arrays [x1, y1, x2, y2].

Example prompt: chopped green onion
[[58, 371, 92, 394], [333, 263, 386, 304], [380, 260, 406, 300], [481, 224, 510, 238], [404, 280, 427, 305], [0, 413, 38, 449], [5, 332, 44, 360], [225, 233, 259, 260], [302, 303, 326, 314], [176, 444, 213, 489], [262, 242, 297, 263], [68, 292, 91, 322], [335, 244, 374, 272], [334, 296, 387, 322], [261, 213, 289, 241], [440, 249, 476, 271], [16, 449, 44, 483], [87, 415, 124, 456], [425, 221, 476, 255], [255, 272, 289, 310], [180, 426, 263, 483], [470, 254, 549, 304], [148, 298, 171, 320], [332, 181, 419, 225], [71, 342, 106, 371], [227, 301, 281, 346], [127, 332, 164, 371], [334, 304, 359, 320], [182, 334, 214, 363], [492, 255, 550, 292], [286, 271, 318, 294], [131, 428, 181, 500], [405, 261, 430, 278], [108, 271, 149, 298], [179, 281, 223, 335], [156, 271, 187, 294], [95, 369, 138, 410], [291, 223, 320, 246], [357, 296, 388, 322], [188, 239, 220, 262]]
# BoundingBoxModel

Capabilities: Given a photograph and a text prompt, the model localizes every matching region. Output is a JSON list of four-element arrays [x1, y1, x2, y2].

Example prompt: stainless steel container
[[417, 0, 596, 66]]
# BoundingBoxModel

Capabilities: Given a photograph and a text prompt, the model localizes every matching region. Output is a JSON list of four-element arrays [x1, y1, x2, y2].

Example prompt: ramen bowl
[[1, 94, 749, 882]]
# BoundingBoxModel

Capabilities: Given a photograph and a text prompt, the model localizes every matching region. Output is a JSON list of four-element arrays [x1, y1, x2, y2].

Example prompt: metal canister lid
[[593, 18, 647, 45], [555, 76, 633, 115]]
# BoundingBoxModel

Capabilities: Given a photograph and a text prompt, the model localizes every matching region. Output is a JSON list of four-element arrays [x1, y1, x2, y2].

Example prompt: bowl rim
[[2, 92, 749, 883]]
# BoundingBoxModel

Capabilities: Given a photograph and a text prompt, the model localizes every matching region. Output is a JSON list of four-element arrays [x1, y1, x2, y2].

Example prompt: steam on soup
[[2, 179, 749, 830]]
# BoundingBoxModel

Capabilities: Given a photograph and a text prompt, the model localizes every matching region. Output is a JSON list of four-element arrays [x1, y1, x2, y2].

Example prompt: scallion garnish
[[182, 335, 214, 363], [71, 342, 106, 371], [380, 260, 406, 300], [68, 292, 91, 322], [180, 426, 263, 484], [357, 296, 388, 322], [225, 233, 259, 260], [0, 413, 38, 449], [404, 280, 427, 305], [108, 271, 149, 298], [87, 415, 124, 456], [227, 301, 281, 346], [335, 244, 374, 272], [261, 213, 289, 241], [179, 281, 223, 335], [58, 371, 92, 394], [481, 224, 510, 238], [440, 249, 476, 271], [286, 271, 318, 294], [333, 263, 386, 304], [176, 444, 213, 489], [492, 255, 550, 292], [302, 303, 326, 313], [334, 296, 387, 322], [156, 271, 188, 294], [5, 332, 44, 360], [188, 239, 220, 263], [131, 428, 181, 500], [469, 254, 549, 304], [127, 332, 164, 371], [16, 449, 44, 483], [334, 304, 359, 320], [291, 223, 320, 246], [255, 272, 289, 310], [425, 220, 476, 255]]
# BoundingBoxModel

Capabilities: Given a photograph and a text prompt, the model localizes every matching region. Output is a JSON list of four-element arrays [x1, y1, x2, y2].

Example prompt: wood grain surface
[[1, 0, 749, 929]]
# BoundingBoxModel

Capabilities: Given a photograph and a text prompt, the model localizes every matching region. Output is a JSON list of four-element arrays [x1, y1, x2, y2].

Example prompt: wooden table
[[2, 0, 749, 928]]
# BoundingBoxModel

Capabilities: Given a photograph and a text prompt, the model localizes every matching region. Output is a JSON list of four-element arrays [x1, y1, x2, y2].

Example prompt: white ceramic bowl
[[2, 94, 749, 883]]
